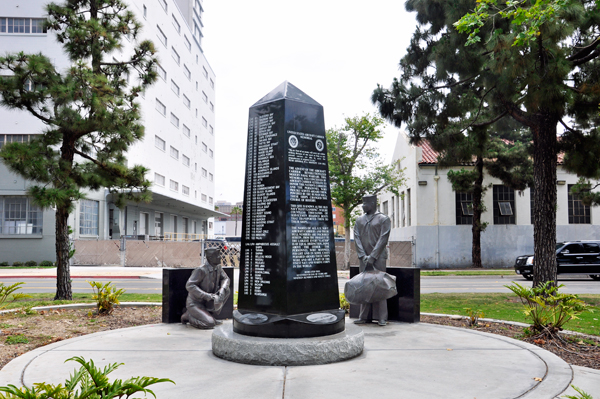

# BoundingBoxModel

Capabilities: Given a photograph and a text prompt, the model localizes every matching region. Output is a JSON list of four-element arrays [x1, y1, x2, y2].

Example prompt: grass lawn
[[421, 270, 517, 276], [421, 293, 600, 336]]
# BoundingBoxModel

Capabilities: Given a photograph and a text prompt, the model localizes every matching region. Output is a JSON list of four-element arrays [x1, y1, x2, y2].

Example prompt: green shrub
[[88, 281, 125, 315], [464, 308, 484, 327], [11, 262, 23, 267], [339, 294, 350, 313], [39, 260, 54, 266], [562, 385, 594, 399], [506, 281, 591, 336], [0, 262, 8, 266], [0, 282, 30, 310], [0, 356, 174, 398], [5, 334, 29, 345], [24, 261, 37, 267]]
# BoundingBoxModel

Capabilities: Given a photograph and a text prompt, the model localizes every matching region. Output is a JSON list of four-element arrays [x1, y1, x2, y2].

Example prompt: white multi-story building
[[0, 0, 220, 263], [378, 131, 600, 269]]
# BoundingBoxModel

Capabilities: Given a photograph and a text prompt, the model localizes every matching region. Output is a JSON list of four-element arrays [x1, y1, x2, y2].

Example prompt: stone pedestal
[[349, 266, 420, 323], [212, 323, 363, 366], [162, 267, 234, 323]]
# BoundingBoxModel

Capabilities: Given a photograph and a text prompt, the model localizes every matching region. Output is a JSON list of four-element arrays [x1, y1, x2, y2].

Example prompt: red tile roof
[[416, 139, 564, 164], [418, 140, 439, 164]]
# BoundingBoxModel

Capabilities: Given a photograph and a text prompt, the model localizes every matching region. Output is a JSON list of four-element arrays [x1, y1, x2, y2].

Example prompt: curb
[[422, 312, 600, 341], [0, 302, 161, 315]]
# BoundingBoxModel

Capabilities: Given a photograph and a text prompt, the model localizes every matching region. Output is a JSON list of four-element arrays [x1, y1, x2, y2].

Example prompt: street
[[3, 274, 600, 295]]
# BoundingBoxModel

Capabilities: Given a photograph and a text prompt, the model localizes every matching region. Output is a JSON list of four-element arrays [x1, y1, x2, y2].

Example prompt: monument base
[[212, 322, 364, 366], [232, 309, 345, 338]]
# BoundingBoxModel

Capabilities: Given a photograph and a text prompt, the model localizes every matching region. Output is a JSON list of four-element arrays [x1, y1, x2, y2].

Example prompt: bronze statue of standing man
[[354, 194, 391, 326]]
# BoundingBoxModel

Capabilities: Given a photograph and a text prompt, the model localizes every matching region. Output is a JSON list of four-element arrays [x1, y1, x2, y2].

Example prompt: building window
[[568, 184, 591, 224], [209, 197, 213, 205], [201, 194, 207, 202], [407, 188, 411, 226], [170, 180, 179, 192], [182, 186, 190, 196], [202, 168, 207, 177], [202, 91, 208, 103], [155, 212, 163, 235], [154, 135, 165, 151], [156, 64, 166, 81], [0, 18, 47, 34], [202, 142, 207, 153], [172, 14, 180, 33], [203, 67, 208, 78], [154, 173, 165, 186], [170, 146, 179, 160], [79, 199, 99, 236], [184, 35, 191, 51], [493, 185, 515, 225], [171, 47, 180, 65], [530, 188, 534, 224], [210, 102, 214, 112], [0, 196, 43, 235], [209, 125, 214, 135], [171, 80, 180, 96], [183, 94, 190, 109], [210, 78, 214, 89], [0, 134, 31, 149], [202, 117, 207, 127], [155, 98, 166, 116], [456, 192, 473, 225], [143, 5, 147, 18], [158, 0, 167, 12], [183, 124, 190, 137], [195, 163, 197, 172], [170, 113, 179, 128], [156, 26, 167, 47], [183, 64, 191, 80], [382, 201, 389, 216], [182, 154, 190, 167], [209, 149, 213, 158], [209, 173, 213, 181]]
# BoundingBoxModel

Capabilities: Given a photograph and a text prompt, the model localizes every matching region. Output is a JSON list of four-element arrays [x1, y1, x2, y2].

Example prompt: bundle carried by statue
[[344, 266, 397, 304]]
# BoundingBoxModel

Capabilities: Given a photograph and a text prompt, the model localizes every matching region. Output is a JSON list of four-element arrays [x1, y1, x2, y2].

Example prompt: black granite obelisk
[[233, 82, 343, 338]]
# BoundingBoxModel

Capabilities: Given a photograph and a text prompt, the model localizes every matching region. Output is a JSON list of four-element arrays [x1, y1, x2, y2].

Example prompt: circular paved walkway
[[0, 321, 573, 398]]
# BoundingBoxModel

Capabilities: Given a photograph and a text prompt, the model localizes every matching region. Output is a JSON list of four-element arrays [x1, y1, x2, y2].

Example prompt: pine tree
[[0, 0, 158, 299], [372, 0, 600, 286], [326, 114, 407, 269]]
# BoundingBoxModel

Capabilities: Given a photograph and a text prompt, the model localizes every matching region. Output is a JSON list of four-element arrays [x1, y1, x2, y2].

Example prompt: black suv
[[514, 241, 600, 281]]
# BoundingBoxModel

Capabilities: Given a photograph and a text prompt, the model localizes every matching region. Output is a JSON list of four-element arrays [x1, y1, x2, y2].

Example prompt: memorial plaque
[[233, 82, 343, 338]]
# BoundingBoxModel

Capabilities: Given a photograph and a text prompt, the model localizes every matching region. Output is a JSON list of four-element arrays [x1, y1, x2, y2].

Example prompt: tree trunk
[[343, 206, 352, 270], [532, 116, 558, 288], [471, 156, 484, 268], [54, 205, 72, 300]]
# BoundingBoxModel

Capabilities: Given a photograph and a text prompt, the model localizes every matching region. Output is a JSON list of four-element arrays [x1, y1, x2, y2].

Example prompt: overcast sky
[[202, 1, 419, 204]]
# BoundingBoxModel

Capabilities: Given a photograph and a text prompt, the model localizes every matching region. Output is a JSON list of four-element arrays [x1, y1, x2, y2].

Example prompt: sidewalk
[[0, 320, 596, 398], [0, 266, 163, 280]]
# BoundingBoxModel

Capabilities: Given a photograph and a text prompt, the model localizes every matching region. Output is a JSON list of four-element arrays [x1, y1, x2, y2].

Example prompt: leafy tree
[[230, 206, 242, 236], [0, 0, 158, 300], [372, 0, 600, 287], [326, 114, 407, 269], [436, 126, 532, 268]]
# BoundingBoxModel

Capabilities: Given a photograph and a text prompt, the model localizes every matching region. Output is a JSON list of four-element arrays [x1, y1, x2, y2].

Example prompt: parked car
[[514, 241, 600, 281]]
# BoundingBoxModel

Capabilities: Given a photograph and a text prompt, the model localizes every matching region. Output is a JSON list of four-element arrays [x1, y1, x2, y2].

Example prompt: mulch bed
[[421, 315, 600, 370]]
